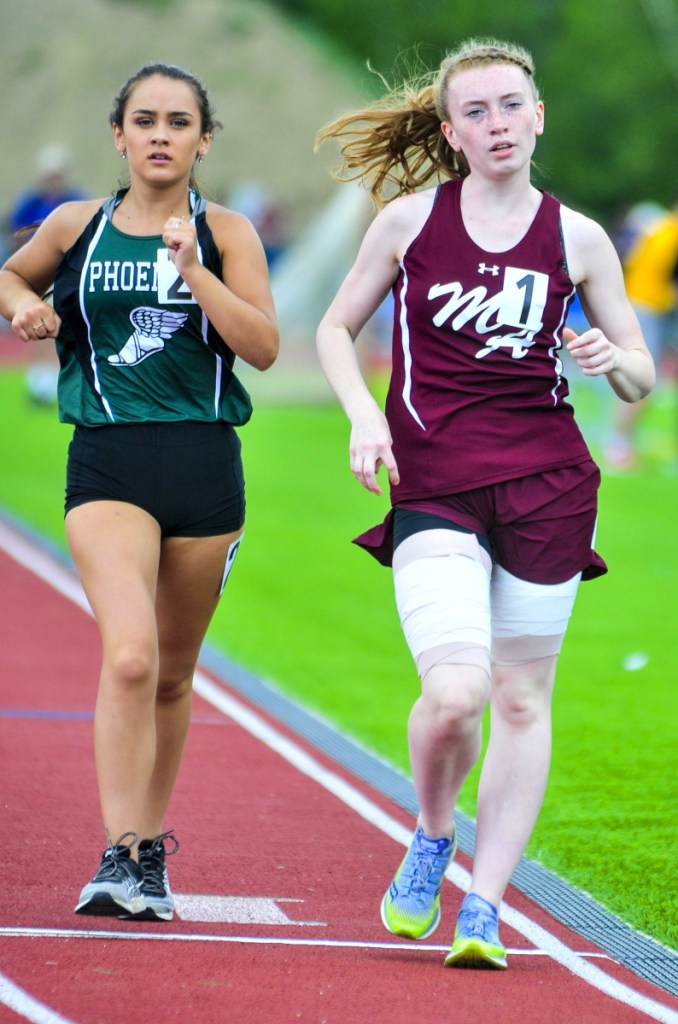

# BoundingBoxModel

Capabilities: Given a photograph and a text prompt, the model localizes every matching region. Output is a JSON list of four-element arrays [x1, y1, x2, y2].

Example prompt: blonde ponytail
[[316, 38, 536, 208], [316, 74, 465, 210]]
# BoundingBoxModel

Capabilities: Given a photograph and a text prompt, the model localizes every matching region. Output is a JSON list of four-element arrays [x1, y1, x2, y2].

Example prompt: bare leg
[[67, 500, 242, 849], [470, 655, 557, 907], [66, 501, 162, 846], [141, 529, 242, 838], [408, 663, 490, 839]]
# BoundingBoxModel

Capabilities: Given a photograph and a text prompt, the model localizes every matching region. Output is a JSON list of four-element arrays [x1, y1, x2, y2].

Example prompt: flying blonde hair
[[315, 38, 538, 208]]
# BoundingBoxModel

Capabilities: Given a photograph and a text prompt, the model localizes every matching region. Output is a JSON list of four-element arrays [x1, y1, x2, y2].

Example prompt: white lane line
[[0, 926, 613, 957], [192, 673, 678, 1024], [173, 894, 325, 925], [1, 519, 677, 1024], [0, 974, 76, 1024], [0, 520, 91, 614]]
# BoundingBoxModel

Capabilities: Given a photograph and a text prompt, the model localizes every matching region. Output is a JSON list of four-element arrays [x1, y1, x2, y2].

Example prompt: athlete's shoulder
[[367, 187, 439, 263], [382, 186, 438, 223], [41, 198, 109, 251], [559, 203, 608, 246], [203, 202, 257, 233], [560, 203, 619, 285], [45, 198, 107, 229], [202, 202, 264, 252]]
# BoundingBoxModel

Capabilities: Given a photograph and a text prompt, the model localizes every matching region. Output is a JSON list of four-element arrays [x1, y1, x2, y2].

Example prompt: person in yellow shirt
[[606, 204, 678, 468]]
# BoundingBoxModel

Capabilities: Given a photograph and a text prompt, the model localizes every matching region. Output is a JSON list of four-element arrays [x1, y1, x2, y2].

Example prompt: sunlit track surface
[[1, 508, 677, 1024]]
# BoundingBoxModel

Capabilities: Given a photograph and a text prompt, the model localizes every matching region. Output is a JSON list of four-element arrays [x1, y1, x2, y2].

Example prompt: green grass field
[[0, 364, 676, 949]]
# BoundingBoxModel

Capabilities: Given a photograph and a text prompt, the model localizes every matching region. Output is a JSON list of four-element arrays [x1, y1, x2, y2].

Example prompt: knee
[[105, 641, 157, 691], [491, 662, 555, 728], [156, 669, 193, 705], [156, 649, 197, 703], [419, 666, 489, 741]]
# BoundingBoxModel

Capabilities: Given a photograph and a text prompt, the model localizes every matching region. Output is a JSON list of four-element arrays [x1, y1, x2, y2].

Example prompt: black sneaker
[[75, 832, 145, 917], [137, 830, 179, 921]]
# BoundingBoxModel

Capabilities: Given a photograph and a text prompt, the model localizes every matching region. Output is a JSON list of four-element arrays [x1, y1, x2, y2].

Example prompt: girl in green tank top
[[0, 62, 279, 919], [54, 187, 253, 426]]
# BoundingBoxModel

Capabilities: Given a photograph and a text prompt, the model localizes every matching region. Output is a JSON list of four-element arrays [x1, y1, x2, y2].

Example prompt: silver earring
[[121, 151, 127, 160], [197, 155, 204, 164]]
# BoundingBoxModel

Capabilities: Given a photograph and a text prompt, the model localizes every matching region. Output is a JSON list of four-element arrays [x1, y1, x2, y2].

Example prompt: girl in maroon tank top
[[316, 39, 654, 969], [388, 176, 589, 499]]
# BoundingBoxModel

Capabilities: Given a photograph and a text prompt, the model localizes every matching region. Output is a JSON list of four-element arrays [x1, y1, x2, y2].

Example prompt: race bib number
[[156, 248, 197, 304], [497, 268, 548, 331]]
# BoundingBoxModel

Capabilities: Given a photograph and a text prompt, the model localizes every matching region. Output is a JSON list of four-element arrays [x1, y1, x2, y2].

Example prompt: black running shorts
[[65, 421, 245, 536]]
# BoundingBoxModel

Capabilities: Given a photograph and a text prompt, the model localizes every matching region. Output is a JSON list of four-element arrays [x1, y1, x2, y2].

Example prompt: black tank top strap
[[101, 194, 120, 219], [101, 189, 129, 220], [190, 190, 209, 218]]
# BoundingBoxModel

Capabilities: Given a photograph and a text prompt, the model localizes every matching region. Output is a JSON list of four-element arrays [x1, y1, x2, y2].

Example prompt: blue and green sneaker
[[444, 892, 507, 969], [381, 826, 456, 940]]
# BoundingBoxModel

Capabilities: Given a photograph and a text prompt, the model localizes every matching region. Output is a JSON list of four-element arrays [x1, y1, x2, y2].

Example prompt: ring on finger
[[171, 220, 181, 229]]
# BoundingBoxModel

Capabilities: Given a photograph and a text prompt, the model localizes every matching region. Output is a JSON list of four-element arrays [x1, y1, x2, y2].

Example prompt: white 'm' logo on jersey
[[428, 267, 549, 359]]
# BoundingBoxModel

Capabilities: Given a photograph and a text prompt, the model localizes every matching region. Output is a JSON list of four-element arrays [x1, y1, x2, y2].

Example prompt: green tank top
[[53, 191, 253, 426]]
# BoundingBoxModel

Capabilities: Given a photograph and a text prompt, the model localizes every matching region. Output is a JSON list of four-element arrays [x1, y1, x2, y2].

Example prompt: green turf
[[0, 365, 676, 949]]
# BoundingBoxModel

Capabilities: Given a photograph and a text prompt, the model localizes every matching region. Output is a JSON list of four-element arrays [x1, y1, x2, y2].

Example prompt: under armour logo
[[478, 263, 500, 275]]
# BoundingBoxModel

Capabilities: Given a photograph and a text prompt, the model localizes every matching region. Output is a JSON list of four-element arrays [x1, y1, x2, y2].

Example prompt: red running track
[[0, 517, 676, 1024]]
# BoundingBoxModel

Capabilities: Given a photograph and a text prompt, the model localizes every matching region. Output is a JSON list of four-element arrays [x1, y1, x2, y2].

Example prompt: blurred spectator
[[4, 144, 86, 405], [228, 181, 290, 269], [609, 200, 666, 264], [605, 202, 678, 469]]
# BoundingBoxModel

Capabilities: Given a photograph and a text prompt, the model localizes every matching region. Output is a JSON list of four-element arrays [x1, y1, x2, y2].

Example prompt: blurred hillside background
[[2, 0, 678, 223], [0, 0, 364, 230], [3, 0, 678, 398]]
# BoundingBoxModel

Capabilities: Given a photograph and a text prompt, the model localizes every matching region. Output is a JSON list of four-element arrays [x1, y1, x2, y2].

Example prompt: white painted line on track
[[173, 894, 326, 925], [0, 520, 91, 615], [2, 519, 677, 1024], [0, 974, 77, 1024], [0, 925, 614, 958], [192, 672, 678, 1024]]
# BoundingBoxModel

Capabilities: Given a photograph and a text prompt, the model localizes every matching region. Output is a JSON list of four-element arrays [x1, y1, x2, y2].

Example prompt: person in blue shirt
[[6, 144, 86, 404]]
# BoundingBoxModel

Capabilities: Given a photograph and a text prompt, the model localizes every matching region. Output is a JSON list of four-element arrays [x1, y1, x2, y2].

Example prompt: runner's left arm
[[163, 206, 279, 371], [561, 207, 655, 403]]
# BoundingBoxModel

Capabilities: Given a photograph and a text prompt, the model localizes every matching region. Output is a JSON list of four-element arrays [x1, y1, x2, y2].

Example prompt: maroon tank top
[[385, 178, 591, 502]]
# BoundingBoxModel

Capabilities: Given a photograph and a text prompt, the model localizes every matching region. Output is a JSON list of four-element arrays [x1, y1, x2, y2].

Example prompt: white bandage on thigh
[[393, 530, 493, 680], [490, 565, 581, 664]]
